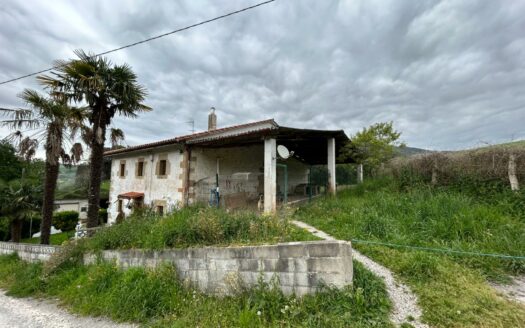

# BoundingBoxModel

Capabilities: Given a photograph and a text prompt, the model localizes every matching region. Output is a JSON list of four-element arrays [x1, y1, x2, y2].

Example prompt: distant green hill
[[394, 146, 431, 157]]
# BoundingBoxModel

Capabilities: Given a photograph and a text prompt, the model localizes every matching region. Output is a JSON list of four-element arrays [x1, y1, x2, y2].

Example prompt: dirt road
[[0, 291, 135, 328]]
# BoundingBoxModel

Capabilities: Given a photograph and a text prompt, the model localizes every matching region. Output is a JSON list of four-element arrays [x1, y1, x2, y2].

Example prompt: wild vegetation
[[295, 178, 525, 327], [0, 141, 44, 241], [84, 206, 316, 251], [0, 215, 392, 327], [1, 89, 84, 244]]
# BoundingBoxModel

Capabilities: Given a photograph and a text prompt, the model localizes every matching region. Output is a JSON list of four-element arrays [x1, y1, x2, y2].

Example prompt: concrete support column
[[357, 164, 363, 184], [264, 138, 277, 213], [327, 138, 336, 195]]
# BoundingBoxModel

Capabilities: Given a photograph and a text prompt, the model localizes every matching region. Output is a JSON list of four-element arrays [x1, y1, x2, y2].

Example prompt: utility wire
[[351, 239, 525, 260], [0, 0, 276, 86]]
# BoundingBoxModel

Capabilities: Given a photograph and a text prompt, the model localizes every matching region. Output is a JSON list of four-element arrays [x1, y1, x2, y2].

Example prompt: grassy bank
[[295, 178, 525, 327], [0, 254, 391, 327], [86, 206, 317, 251]]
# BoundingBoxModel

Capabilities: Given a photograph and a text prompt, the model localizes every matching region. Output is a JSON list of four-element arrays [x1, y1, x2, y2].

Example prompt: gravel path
[[491, 275, 525, 305], [292, 220, 429, 328], [0, 290, 135, 328]]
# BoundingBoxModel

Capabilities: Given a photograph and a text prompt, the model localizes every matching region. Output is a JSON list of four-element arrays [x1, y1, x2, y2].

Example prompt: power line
[[0, 0, 276, 86]]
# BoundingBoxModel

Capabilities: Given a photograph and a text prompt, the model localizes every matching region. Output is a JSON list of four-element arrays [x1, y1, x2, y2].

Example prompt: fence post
[[357, 164, 363, 184], [431, 161, 438, 186], [508, 153, 520, 191]]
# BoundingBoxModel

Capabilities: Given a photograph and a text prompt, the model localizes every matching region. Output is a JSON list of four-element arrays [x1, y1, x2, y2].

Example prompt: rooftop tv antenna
[[185, 119, 195, 134]]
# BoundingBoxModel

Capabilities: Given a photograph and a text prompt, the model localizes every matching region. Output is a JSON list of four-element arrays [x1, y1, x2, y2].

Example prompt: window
[[156, 205, 164, 216], [119, 162, 126, 177], [80, 207, 87, 212], [159, 159, 167, 176], [137, 161, 144, 177]]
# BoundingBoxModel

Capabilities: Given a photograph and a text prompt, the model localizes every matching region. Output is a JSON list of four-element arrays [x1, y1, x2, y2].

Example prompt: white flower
[[284, 305, 289, 311], [257, 311, 261, 316]]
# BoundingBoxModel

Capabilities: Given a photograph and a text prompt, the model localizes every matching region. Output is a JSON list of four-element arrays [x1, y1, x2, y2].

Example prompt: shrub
[[53, 211, 79, 232], [98, 208, 108, 225]]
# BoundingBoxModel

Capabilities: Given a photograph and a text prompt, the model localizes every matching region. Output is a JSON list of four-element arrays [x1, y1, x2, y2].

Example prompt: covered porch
[[187, 124, 349, 212]]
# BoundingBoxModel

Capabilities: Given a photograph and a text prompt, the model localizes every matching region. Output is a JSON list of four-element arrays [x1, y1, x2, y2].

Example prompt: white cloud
[[0, 0, 524, 154]]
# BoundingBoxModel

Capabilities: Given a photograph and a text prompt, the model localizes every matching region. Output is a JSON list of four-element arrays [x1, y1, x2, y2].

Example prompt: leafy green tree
[[0, 180, 41, 242], [39, 50, 150, 229], [340, 121, 404, 169], [0, 141, 22, 182], [1, 90, 84, 244]]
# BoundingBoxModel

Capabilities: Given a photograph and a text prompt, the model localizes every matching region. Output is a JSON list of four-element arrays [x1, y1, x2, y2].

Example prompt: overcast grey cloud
[[1, 0, 524, 152]]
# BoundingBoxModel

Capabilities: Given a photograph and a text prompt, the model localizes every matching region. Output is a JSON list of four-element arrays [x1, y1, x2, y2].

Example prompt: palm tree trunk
[[40, 160, 59, 244], [11, 219, 22, 242], [40, 129, 61, 245], [86, 109, 107, 229]]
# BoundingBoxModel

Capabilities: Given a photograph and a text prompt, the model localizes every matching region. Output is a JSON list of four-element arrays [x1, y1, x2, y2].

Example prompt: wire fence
[[350, 239, 525, 260]]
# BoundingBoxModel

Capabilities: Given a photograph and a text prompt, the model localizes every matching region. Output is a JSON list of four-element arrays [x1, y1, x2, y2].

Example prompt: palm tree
[[1, 90, 84, 244], [38, 50, 150, 229], [110, 128, 125, 149], [0, 179, 41, 242]]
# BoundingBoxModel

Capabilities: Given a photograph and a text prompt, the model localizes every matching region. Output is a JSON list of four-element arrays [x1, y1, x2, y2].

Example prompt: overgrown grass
[[295, 178, 525, 327], [22, 231, 74, 245], [0, 254, 391, 327], [86, 206, 317, 251]]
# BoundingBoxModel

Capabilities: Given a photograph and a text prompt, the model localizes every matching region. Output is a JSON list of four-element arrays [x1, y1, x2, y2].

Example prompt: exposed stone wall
[[0, 242, 60, 262], [84, 240, 353, 296]]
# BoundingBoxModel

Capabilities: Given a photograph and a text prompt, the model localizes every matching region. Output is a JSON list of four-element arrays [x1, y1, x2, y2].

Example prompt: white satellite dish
[[277, 145, 290, 159]]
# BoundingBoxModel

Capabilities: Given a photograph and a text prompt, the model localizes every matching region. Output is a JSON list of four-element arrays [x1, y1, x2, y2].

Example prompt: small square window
[[80, 207, 87, 212]]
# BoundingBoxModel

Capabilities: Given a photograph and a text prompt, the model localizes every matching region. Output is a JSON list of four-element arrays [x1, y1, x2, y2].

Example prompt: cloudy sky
[[1, 0, 524, 152]]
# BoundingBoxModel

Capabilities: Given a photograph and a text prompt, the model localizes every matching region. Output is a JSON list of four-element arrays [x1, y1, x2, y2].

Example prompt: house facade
[[104, 111, 348, 224], [54, 199, 89, 220]]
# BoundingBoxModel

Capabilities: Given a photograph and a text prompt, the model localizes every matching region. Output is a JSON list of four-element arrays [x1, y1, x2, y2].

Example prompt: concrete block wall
[[84, 240, 353, 296], [0, 240, 353, 297], [0, 242, 60, 262]]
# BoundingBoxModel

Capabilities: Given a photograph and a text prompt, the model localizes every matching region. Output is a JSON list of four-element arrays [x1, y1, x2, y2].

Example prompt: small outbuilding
[[104, 110, 349, 224]]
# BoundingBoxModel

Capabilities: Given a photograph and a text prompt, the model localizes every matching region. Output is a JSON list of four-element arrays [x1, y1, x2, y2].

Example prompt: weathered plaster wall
[[55, 200, 89, 220], [277, 158, 310, 195], [0, 242, 60, 262], [84, 240, 353, 296], [108, 146, 183, 223], [191, 145, 310, 206], [191, 145, 265, 206]]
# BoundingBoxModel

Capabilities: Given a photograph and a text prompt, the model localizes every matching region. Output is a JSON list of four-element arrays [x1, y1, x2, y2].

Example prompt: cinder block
[[276, 259, 294, 272], [214, 259, 239, 271], [252, 245, 279, 259], [278, 244, 307, 258], [231, 247, 254, 258], [238, 259, 259, 271], [307, 242, 342, 257], [261, 259, 278, 271], [278, 272, 295, 286], [307, 272, 349, 287], [293, 258, 308, 273], [306, 258, 342, 273], [189, 259, 207, 270]]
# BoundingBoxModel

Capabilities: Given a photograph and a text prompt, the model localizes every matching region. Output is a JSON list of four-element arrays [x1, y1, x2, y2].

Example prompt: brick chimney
[[208, 107, 217, 131]]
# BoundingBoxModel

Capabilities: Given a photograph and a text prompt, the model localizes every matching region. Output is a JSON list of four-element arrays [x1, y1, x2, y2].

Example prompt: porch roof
[[104, 119, 351, 165]]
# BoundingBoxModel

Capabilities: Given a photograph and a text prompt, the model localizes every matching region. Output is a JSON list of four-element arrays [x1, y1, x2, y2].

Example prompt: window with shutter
[[137, 161, 144, 177]]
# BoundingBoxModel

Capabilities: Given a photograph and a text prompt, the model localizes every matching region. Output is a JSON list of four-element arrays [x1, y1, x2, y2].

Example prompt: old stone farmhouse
[[104, 110, 349, 224]]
